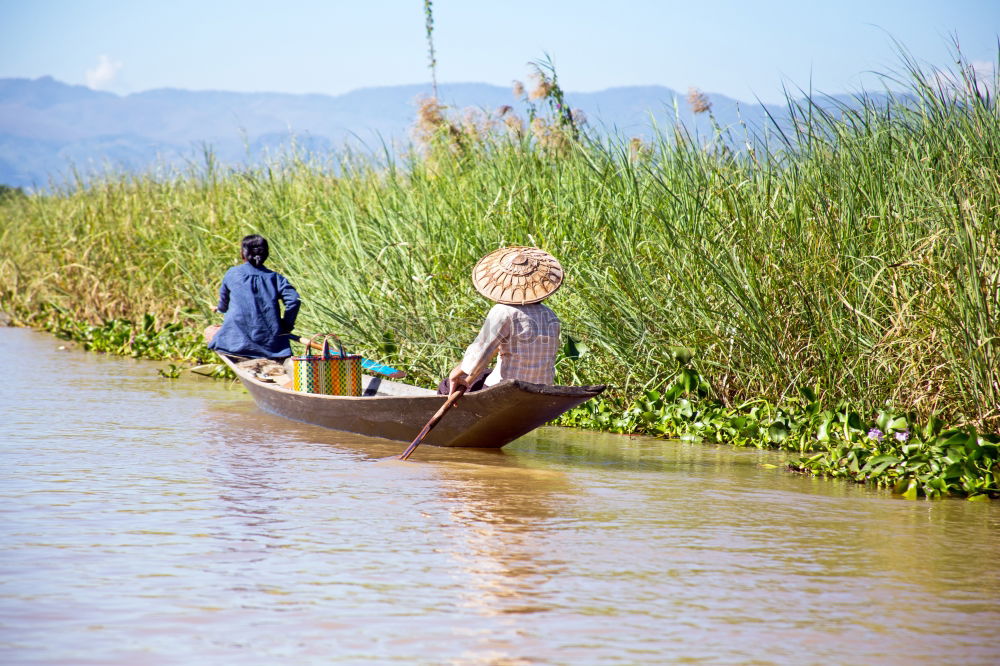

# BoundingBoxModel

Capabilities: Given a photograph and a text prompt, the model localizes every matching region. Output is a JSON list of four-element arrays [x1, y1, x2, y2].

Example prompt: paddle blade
[[399, 388, 466, 461]]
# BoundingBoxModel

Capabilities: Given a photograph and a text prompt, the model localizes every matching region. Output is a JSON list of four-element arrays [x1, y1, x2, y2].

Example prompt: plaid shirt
[[460, 303, 561, 387]]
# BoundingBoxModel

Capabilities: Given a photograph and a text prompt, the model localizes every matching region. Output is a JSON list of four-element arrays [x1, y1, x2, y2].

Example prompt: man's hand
[[448, 364, 469, 395]]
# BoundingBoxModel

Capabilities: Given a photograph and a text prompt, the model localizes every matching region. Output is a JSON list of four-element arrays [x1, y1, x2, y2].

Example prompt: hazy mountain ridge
[[1, 76, 823, 188]]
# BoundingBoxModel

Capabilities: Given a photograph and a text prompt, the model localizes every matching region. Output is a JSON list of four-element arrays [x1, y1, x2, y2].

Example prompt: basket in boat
[[291, 334, 362, 396]]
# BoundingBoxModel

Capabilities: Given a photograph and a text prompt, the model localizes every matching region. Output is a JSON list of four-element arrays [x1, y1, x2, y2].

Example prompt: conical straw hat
[[472, 246, 564, 305]]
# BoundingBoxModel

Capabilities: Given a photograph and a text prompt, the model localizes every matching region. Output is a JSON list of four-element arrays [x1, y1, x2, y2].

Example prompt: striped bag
[[291, 334, 363, 396]]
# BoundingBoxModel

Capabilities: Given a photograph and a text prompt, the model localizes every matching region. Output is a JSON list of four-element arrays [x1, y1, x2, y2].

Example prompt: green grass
[[1, 47, 997, 496]]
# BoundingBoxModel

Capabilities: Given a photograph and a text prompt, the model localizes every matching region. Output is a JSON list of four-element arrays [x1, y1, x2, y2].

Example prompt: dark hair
[[241, 234, 269, 268]]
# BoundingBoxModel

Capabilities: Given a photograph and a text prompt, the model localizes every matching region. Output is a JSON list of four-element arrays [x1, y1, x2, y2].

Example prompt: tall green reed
[[1, 47, 997, 428]]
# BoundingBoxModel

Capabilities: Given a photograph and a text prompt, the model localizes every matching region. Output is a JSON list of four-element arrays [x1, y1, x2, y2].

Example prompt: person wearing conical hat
[[444, 246, 564, 395]]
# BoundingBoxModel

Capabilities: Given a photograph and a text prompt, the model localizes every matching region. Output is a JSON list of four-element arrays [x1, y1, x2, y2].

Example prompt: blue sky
[[1, 0, 996, 103]]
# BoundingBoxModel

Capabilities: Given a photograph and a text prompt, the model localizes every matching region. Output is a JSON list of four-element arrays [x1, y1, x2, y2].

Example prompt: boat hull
[[218, 354, 605, 448]]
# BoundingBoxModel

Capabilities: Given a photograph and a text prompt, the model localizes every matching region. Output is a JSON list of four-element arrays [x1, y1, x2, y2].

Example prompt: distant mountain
[[0, 76, 800, 189]]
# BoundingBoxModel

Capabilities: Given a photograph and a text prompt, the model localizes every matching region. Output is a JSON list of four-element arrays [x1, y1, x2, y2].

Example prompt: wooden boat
[[217, 353, 606, 448]]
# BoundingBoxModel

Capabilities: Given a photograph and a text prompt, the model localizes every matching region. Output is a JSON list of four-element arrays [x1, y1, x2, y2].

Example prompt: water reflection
[[201, 400, 575, 620], [431, 459, 572, 616]]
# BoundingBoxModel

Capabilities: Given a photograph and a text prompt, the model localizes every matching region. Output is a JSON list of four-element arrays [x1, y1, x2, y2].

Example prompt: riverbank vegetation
[[1, 48, 997, 498]]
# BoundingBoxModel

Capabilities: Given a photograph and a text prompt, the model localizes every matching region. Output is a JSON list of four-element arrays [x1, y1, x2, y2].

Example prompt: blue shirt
[[208, 262, 301, 359]]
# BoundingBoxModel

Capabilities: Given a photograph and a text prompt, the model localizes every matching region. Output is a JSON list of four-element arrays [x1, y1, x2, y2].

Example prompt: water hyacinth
[[562, 363, 999, 499]]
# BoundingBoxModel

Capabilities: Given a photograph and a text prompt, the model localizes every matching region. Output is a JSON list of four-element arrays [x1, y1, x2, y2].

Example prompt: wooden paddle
[[287, 333, 406, 379], [398, 386, 467, 460]]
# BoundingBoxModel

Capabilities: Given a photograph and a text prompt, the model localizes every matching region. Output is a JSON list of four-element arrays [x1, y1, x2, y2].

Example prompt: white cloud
[[85, 54, 123, 90]]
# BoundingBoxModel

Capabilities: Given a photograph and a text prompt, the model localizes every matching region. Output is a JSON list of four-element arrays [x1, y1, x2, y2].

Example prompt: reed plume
[[687, 87, 712, 114], [412, 95, 463, 151], [529, 72, 553, 100], [629, 137, 650, 162]]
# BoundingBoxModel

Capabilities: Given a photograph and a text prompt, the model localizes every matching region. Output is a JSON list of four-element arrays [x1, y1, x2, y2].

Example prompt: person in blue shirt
[[205, 234, 301, 359]]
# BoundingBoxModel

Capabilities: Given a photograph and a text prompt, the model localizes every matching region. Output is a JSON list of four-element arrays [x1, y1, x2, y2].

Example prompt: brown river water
[[1, 327, 999, 665]]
